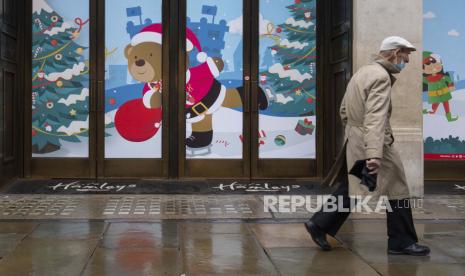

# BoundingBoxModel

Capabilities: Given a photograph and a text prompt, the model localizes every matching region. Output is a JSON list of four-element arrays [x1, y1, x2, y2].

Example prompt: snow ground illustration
[[423, 89, 465, 140], [34, 107, 315, 159]]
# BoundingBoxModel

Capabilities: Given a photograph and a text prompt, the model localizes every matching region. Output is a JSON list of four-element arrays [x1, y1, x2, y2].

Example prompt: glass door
[[180, 0, 251, 178], [253, 0, 318, 178], [30, 0, 94, 177], [98, 0, 169, 177], [180, 0, 318, 178], [29, 0, 170, 178], [28, 0, 318, 179]]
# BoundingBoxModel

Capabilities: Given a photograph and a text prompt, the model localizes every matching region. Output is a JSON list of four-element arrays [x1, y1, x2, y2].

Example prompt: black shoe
[[388, 243, 431, 256], [304, 220, 331, 251], [186, 130, 213, 148]]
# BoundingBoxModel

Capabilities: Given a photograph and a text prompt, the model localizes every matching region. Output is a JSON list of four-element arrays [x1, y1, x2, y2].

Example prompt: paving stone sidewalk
[[0, 220, 464, 275], [0, 194, 464, 275]]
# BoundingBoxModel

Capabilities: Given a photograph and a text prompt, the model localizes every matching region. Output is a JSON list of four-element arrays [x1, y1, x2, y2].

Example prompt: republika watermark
[[263, 195, 423, 213]]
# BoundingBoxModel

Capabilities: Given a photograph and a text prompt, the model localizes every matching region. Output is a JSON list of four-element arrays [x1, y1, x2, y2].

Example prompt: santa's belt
[[186, 80, 222, 118]]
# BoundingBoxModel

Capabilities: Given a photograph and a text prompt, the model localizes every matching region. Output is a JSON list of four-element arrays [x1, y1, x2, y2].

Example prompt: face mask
[[395, 60, 406, 71], [390, 52, 406, 71]]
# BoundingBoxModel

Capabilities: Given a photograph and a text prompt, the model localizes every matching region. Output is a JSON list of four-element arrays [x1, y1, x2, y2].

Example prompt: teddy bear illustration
[[423, 51, 458, 122], [115, 23, 269, 148]]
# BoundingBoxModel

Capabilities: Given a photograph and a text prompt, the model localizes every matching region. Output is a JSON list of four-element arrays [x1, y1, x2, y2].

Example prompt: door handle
[[251, 80, 259, 113], [97, 80, 104, 113], [243, 76, 250, 114], [89, 79, 97, 113]]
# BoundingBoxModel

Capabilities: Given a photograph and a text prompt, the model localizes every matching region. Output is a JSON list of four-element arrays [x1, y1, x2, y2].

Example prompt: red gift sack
[[115, 98, 162, 142]]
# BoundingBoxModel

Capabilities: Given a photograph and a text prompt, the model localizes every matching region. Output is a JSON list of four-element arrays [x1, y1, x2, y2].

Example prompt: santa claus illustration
[[115, 23, 268, 148]]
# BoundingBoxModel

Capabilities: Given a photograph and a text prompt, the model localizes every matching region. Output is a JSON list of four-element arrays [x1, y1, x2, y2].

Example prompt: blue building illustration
[[123, 5, 242, 80], [107, 65, 130, 89], [187, 5, 229, 66], [219, 39, 243, 81], [445, 71, 465, 89], [126, 6, 153, 38], [233, 39, 243, 74], [110, 6, 154, 87]]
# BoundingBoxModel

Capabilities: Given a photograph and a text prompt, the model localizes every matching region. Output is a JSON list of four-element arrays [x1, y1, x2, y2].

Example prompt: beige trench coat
[[324, 58, 410, 200]]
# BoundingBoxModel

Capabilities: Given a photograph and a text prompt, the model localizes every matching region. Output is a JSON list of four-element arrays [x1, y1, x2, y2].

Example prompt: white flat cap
[[380, 36, 416, 51]]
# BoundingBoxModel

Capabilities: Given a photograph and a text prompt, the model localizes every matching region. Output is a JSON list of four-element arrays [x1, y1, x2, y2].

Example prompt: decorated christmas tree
[[260, 0, 316, 117], [32, 0, 89, 153]]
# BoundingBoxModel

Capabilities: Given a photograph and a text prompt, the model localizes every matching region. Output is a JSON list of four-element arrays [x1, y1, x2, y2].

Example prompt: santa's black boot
[[186, 130, 213, 148], [237, 86, 269, 110]]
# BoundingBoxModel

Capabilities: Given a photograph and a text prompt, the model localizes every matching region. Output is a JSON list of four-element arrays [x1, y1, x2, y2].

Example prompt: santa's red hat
[[186, 27, 202, 53], [131, 23, 202, 53], [132, 23, 220, 80]]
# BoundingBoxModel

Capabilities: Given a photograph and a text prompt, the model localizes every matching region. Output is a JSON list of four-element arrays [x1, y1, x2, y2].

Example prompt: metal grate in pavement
[[102, 195, 255, 216], [0, 195, 267, 220], [1, 195, 465, 220], [0, 196, 80, 217]]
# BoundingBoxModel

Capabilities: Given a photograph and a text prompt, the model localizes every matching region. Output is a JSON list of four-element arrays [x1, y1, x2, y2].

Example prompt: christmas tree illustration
[[260, 0, 316, 117], [32, 0, 89, 154]]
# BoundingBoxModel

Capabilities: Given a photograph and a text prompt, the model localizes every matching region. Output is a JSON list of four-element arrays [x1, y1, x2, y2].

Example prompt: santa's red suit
[[115, 24, 225, 142], [184, 54, 225, 124]]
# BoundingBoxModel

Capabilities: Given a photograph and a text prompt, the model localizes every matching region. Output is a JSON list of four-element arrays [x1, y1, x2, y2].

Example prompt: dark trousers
[[311, 175, 418, 250]]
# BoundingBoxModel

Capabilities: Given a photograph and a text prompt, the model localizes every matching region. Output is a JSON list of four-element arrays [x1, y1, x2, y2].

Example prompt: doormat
[[3, 179, 331, 195]]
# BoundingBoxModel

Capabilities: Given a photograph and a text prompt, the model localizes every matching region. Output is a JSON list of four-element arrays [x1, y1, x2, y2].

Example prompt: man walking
[[305, 36, 430, 256]]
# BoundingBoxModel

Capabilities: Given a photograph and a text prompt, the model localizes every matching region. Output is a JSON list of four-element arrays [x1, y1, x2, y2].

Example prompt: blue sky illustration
[[45, 0, 89, 54], [105, 0, 162, 66], [424, 0, 465, 78], [45, 0, 312, 69]]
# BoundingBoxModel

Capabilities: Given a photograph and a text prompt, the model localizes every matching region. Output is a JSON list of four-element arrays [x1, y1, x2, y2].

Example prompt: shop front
[[23, 0, 353, 180]]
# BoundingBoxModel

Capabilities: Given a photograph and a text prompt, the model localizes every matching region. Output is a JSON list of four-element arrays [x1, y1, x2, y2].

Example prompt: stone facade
[[353, 0, 424, 197]]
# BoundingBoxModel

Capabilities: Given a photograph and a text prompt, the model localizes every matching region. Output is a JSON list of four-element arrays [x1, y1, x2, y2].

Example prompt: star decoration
[[69, 109, 77, 116]]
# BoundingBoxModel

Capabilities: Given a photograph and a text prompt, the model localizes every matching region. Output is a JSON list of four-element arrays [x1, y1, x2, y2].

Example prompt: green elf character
[[423, 51, 458, 122]]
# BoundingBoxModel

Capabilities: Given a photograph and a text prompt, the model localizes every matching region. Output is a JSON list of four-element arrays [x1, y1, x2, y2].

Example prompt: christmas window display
[[32, 0, 90, 157], [423, 0, 465, 160], [104, 1, 163, 158], [259, 0, 317, 159], [185, 0, 246, 159]]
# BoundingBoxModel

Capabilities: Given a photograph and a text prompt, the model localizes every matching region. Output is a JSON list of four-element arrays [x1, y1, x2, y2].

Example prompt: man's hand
[[366, 158, 381, 174]]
